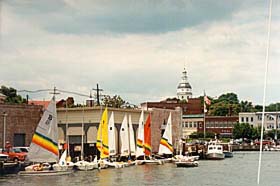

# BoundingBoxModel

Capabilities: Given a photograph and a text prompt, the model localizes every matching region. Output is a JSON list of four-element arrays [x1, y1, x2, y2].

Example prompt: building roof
[[177, 82, 192, 89], [28, 100, 51, 109]]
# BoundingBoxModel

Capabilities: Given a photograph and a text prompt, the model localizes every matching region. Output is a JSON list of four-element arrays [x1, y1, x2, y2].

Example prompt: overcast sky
[[0, 0, 279, 105]]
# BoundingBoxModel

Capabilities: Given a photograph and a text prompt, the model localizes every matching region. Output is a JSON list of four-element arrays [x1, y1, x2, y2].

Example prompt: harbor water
[[1, 152, 280, 186]]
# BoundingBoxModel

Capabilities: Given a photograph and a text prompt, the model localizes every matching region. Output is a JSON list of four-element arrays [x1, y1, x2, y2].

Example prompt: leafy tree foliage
[[101, 95, 128, 108], [233, 123, 253, 139], [0, 85, 26, 104]]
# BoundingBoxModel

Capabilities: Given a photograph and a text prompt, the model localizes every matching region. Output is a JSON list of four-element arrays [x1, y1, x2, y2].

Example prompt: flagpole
[[203, 91, 206, 139]]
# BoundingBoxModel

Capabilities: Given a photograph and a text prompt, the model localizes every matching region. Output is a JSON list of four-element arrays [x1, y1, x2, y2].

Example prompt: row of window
[[241, 115, 280, 123], [182, 121, 198, 128], [182, 121, 236, 128]]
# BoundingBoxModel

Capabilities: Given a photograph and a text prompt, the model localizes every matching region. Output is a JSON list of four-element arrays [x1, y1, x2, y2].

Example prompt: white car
[[0, 153, 9, 162], [13, 147, 29, 153]]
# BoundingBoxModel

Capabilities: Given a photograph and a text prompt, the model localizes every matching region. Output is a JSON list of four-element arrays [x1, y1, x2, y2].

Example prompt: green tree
[[240, 100, 254, 112], [233, 123, 254, 140], [0, 85, 26, 104], [101, 95, 127, 108]]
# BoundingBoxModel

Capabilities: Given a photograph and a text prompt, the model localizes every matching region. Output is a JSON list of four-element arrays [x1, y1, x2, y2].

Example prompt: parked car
[[13, 147, 29, 153], [1, 148, 27, 162], [0, 153, 9, 162], [254, 140, 272, 145]]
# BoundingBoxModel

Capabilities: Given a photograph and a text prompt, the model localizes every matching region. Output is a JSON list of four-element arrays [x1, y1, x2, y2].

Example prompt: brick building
[[0, 104, 43, 148], [197, 116, 239, 137], [141, 98, 203, 115]]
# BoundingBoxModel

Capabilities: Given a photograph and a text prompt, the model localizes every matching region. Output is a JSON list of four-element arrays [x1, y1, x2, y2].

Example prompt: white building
[[177, 68, 192, 101], [239, 112, 280, 130]]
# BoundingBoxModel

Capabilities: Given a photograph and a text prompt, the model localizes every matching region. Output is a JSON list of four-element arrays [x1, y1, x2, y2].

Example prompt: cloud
[[0, 0, 279, 105]]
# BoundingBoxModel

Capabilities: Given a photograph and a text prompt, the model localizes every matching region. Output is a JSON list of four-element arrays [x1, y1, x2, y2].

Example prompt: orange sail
[[144, 113, 152, 156]]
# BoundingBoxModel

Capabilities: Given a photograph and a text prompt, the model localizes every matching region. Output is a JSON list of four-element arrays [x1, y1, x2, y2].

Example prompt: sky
[[0, 0, 279, 105]]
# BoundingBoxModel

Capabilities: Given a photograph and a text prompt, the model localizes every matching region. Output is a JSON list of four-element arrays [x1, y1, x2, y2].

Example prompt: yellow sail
[[96, 108, 109, 159]]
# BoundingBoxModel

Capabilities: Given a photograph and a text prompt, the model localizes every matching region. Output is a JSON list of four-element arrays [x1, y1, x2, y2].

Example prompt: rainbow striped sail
[[136, 110, 145, 158], [27, 97, 59, 163], [158, 112, 173, 155]]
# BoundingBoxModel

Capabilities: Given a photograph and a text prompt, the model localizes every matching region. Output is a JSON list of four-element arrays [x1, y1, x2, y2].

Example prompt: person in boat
[[33, 163, 44, 171]]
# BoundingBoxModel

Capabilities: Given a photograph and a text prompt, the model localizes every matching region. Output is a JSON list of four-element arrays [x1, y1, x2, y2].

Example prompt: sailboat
[[96, 107, 109, 169], [53, 150, 74, 171], [136, 110, 145, 159], [74, 105, 98, 171], [120, 114, 129, 157], [119, 114, 136, 167], [128, 114, 136, 157], [19, 97, 72, 176], [137, 113, 162, 165], [157, 112, 173, 163]]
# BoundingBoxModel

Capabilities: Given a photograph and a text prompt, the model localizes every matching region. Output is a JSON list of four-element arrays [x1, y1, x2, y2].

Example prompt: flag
[[204, 92, 211, 113], [204, 96, 211, 105]]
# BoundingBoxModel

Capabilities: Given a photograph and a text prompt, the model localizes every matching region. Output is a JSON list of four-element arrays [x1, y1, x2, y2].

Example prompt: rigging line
[[18, 89, 53, 93], [57, 89, 89, 98], [257, 0, 273, 184]]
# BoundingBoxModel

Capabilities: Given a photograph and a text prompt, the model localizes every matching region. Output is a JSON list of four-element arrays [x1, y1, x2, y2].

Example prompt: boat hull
[[136, 159, 163, 165], [223, 151, 233, 158], [206, 153, 225, 160], [175, 161, 198, 168], [18, 170, 72, 176]]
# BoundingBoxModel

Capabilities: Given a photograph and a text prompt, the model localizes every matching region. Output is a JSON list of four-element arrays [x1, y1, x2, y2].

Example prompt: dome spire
[[177, 66, 192, 101]]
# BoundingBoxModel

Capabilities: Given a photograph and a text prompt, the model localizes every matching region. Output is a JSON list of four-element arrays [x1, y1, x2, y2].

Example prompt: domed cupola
[[177, 68, 192, 101]]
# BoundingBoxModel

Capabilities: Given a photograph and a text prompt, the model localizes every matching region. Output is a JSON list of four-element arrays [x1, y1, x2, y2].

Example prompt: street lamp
[[2, 112, 8, 149]]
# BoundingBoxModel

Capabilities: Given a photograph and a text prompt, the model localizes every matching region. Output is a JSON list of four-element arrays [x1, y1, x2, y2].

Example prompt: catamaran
[[19, 97, 72, 176]]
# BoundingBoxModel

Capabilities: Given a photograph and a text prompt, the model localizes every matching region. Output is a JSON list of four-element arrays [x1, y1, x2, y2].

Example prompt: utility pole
[[93, 84, 103, 106], [2, 112, 7, 149]]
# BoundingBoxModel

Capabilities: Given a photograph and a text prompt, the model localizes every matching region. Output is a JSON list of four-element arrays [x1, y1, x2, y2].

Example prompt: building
[[177, 68, 192, 101], [182, 114, 204, 138], [56, 107, 181, 158], [0, 93, 6, 104], [239, 112, 280, 130], [0, 104, 43, 148], [197, 116, 239, 137]]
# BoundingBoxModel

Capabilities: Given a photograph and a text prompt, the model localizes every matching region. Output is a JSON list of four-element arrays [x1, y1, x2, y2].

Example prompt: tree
[[101, 95, 127, 108], [240, 100, 254, 112], [233, 123, 254, 140], [208, 92, 240, 116], [0, 85, 26, 104]]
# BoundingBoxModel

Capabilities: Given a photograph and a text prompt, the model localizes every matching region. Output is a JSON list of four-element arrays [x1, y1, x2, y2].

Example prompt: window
[[241, 117, 244, 122], [189, 122, 192, 128], [246, 117, 249, 122], [193, 122, 197, 128], [14, 133, 26, 147], [251, 117, 253, 122]]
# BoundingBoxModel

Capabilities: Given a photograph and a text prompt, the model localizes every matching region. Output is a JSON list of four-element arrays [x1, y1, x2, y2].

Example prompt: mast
[[257, 0, 273, 184], [81, 102, 85, 160], [128, 114, 131, 159]]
